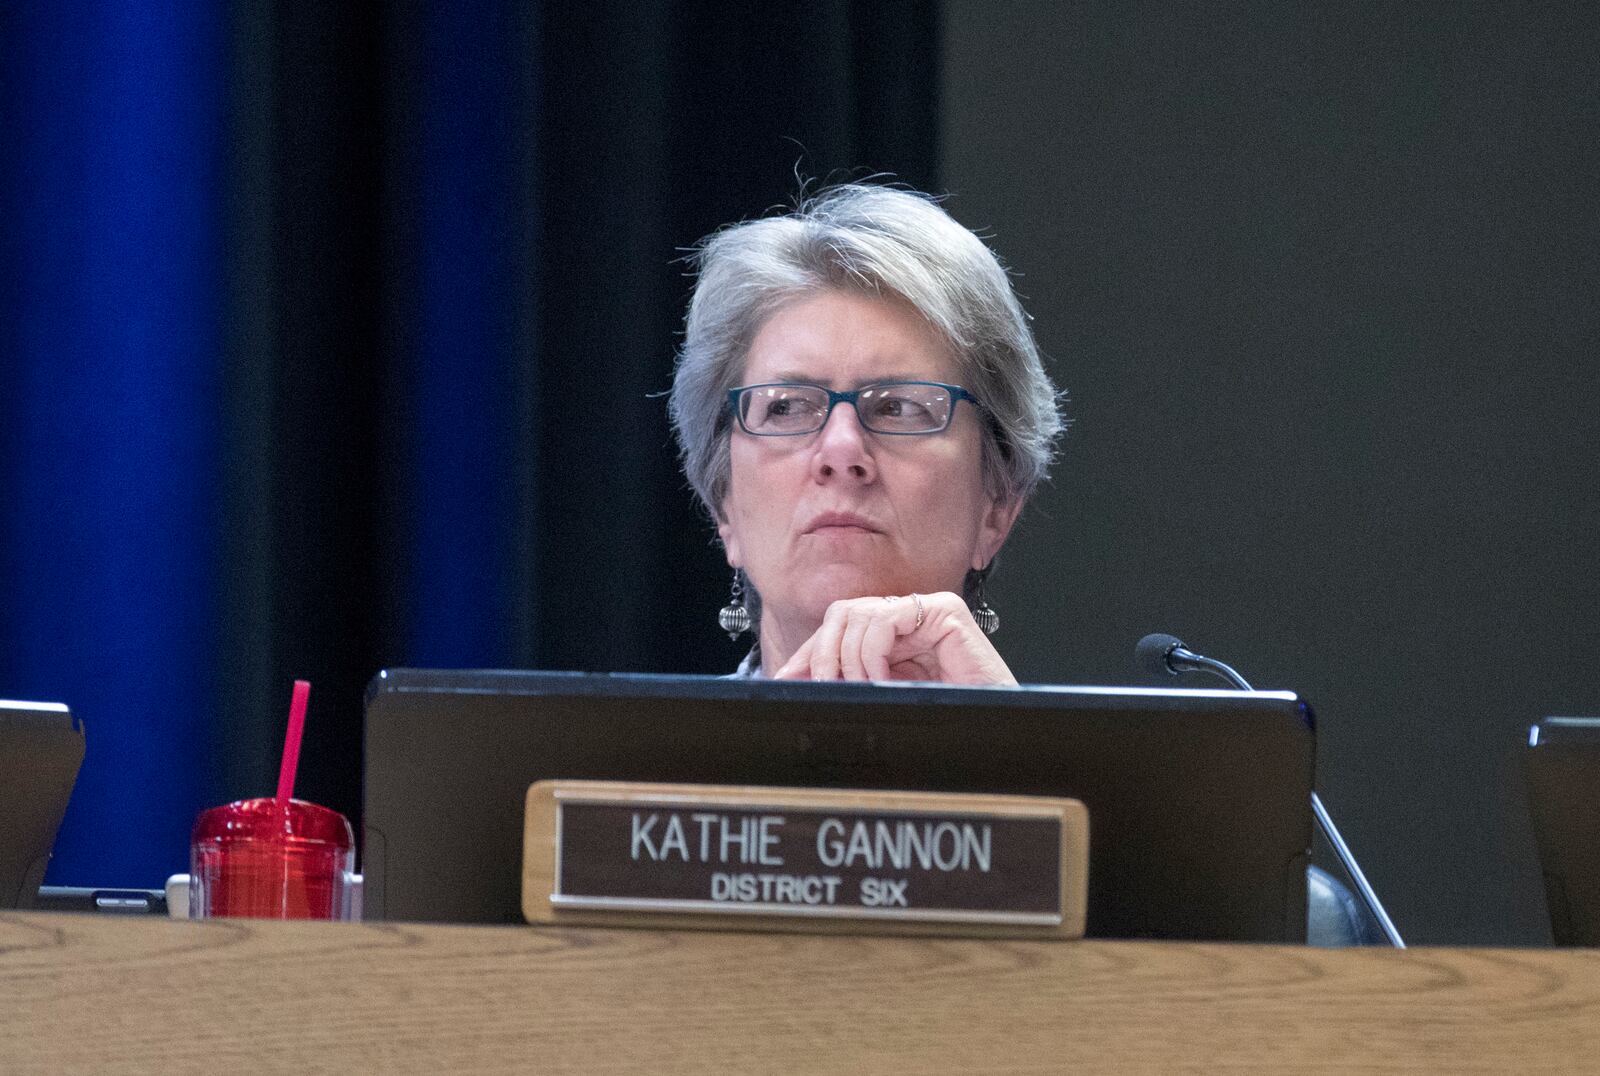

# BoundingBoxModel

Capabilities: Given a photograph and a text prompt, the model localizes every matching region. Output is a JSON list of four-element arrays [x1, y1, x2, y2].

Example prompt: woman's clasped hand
[[771, 592, 1018, 685]]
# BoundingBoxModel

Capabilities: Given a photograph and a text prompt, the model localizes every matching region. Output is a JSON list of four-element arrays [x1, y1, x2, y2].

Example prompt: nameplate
[[523, 781, 1088, 938]]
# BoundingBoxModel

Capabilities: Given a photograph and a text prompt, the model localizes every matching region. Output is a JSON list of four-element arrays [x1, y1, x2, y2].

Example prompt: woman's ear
[[973, 497, 1023, 570], [716, 514, 743, 570]]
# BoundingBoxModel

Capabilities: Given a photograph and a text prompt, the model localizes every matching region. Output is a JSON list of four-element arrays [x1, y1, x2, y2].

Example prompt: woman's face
[[718, 289, 1018, 630]]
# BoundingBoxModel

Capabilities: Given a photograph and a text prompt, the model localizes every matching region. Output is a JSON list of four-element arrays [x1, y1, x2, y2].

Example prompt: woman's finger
[[809, 601, 853, 680], [838, 597, 920, 681], [861, 615, 900, 681], [838, 605, 874, 681]]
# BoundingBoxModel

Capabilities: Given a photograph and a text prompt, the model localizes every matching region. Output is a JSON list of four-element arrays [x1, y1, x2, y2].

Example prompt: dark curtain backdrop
[[1, 4, 228, 887], [0, 0, 939, 885]]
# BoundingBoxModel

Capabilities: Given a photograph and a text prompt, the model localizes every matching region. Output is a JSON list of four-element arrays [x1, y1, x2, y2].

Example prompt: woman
[[670, 183, 1379, 944], [670, 184, 1064, 683]]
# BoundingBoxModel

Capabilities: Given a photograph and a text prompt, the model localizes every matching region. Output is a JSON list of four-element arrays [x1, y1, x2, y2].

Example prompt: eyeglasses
[[727, 381, 980, 437]]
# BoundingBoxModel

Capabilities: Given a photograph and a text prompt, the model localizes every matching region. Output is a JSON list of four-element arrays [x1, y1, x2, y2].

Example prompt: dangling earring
[[718, 568, 752, 639], [970, 565, 999, 635]]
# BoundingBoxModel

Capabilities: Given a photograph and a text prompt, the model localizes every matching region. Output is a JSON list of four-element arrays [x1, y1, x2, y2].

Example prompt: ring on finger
[[910, 592, 925, 629]]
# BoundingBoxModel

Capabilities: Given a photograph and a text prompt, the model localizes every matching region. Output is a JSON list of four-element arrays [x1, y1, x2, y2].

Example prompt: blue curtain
[[0, 1, 537, 884], [400, 0, 536, 667], [0, 4, 226, 883], [0, 0, 936, 889]]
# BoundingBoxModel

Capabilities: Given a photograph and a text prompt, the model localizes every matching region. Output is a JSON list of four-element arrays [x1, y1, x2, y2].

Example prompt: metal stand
[[1177, 651, 1406, 947]]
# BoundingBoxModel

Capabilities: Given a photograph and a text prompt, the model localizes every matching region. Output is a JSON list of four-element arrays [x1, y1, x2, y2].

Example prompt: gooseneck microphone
[[1136, 633, 1255, 690], [1135, 632, 1406, 948]]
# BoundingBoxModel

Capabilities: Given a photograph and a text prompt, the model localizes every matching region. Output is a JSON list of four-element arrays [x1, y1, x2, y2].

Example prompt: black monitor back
[[1, 700, 84, 908], [1526, 717, 1600, 946], [363, 670, 1314, 941]]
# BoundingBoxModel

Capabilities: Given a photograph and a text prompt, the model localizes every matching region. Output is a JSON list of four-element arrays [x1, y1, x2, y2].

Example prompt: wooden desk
[[1, 911, 1596, 1073]]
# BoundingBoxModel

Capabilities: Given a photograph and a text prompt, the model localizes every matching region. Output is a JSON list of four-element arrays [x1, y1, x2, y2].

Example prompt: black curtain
[[217, 1, 940, 834], [532, 0, 940, 674]]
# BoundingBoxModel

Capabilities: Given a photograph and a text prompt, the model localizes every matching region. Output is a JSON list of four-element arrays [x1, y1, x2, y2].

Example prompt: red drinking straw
[[276, 679, 311, 803]]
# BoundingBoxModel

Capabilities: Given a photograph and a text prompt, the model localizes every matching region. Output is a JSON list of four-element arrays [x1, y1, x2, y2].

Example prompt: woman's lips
[[804, 512, 880, 534]]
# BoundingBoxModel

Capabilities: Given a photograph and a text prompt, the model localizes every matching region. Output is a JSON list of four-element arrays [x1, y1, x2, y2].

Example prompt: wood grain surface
[[1, 911, 1597, 1073]]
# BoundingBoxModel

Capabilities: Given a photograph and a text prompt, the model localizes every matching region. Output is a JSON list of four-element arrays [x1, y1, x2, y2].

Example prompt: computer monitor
[[0, 700, 84, 909], [1525, 716, 1600, 946], [363, 669, 1315, 941]]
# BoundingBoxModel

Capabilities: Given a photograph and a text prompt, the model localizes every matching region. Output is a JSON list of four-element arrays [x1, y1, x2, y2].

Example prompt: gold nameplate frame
[[523, 781, 1089, 938]]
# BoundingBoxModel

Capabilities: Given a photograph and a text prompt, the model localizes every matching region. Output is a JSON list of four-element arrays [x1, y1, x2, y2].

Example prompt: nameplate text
[[523, 782, 1089, 937]]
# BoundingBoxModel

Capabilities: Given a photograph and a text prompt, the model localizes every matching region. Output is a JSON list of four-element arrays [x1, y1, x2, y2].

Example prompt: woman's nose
[[811, 401, 877, 482]]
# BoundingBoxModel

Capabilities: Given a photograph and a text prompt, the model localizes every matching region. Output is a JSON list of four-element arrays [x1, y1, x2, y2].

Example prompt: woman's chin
[[788, 571, 906, 621]]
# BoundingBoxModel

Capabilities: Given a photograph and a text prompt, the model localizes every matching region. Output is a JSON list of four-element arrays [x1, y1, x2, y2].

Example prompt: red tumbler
[[190, 798, 355, 919]]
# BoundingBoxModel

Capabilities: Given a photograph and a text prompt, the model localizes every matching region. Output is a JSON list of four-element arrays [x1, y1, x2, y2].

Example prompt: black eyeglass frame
[[726, 380, 982, 437]]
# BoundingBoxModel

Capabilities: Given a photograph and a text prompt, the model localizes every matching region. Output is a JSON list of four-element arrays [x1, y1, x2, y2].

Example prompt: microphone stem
[[1177, 651, 1255, 691], [1312, 791, 1406, 948], [1170, 647, 1406, 947]]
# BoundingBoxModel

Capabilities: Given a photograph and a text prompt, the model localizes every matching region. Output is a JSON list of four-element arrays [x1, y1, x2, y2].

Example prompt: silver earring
[[718, 569, 752, 639], [971, 567, 999, 636]]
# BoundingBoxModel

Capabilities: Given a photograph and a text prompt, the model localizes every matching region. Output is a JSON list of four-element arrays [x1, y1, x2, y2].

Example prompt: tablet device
[[1526, 716, 1600, 946], [33, 886, 168, 915], [363, 670, 1315, 941], [0, 699, 85, 909]]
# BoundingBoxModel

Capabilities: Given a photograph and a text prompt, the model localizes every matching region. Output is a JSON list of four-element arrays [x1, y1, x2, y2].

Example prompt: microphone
[[1133, 632, 1406, 948], [1135, 633, 1253, 689]]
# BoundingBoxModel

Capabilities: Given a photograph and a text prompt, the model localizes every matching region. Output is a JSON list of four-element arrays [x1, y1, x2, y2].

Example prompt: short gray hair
[[669, 183, 1065, 519]]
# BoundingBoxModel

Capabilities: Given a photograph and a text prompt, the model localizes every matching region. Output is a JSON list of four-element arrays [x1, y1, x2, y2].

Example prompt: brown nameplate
[[523, 781, 1088, 938]]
